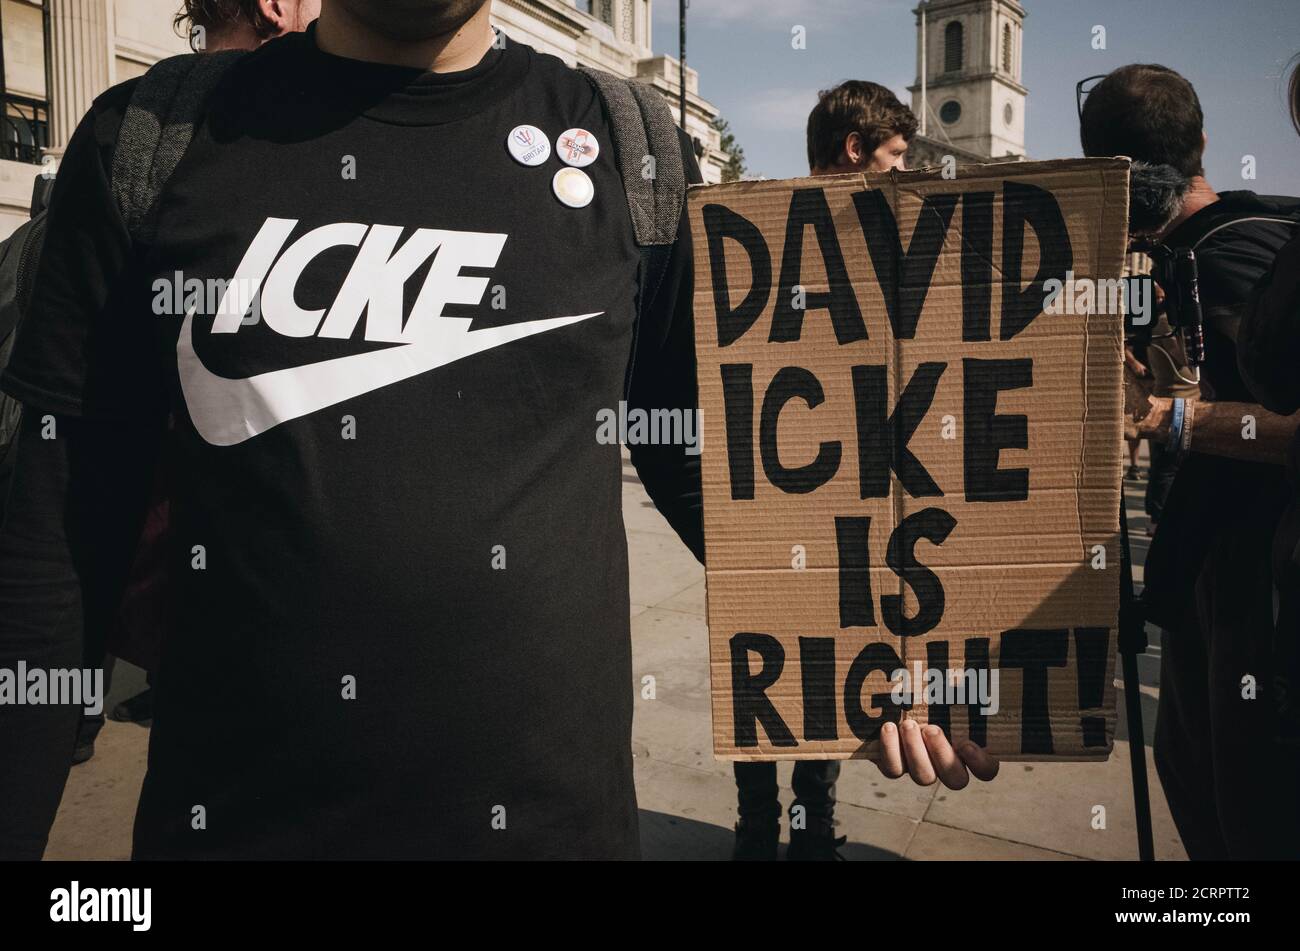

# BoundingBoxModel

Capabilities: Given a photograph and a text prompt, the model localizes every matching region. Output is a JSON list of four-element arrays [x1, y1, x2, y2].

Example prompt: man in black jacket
[[1083, 63, 1300, 859]]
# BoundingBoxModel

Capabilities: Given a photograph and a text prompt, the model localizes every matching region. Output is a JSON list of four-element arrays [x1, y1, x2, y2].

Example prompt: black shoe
[[732, 818, 780, 861], [787, 827, 847, 861], [71, 738, 95, 765], [71, 716, 103, 766], [110, 687, 154, 724], [1126, 465, 1144, 482]]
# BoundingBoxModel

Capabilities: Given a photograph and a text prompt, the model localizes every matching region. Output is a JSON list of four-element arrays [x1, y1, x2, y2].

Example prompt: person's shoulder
[[512, 37, 599, 116], [519, 42, 701, 180], [1175, 193, 1300, 304], [1238, 192, 1300, 217], [1189, 192, 1300, 244], [91, 76, 142, 114], [1174, 192, 1297, 264], [201, 31, 297, 101], [81, 76, 143, 149]]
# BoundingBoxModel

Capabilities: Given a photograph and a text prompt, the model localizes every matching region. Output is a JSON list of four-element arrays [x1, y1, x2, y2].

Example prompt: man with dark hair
[[0, 0, 994, 861], [1082, 64, 1300, 859], [806, 80, 917, 175], [730, 83, 955, 863], [176, 0, 320, 51], [1080, 64, 1207, 179]]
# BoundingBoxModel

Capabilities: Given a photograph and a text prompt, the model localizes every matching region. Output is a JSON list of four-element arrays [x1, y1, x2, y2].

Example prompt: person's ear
[[843, 131, 865, 167], [259, 0, 291, 34]]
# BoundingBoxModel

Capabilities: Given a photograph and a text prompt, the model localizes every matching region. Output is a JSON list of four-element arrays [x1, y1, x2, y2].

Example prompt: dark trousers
[[733, 760, 840, 826], [1153, 520, 1300, 859]]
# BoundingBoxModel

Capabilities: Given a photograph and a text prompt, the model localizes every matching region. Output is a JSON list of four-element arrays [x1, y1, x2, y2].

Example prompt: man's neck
[[1160, 175, 1219, 238], [315, 3, 495, 72], [202, 23, 263, 53]]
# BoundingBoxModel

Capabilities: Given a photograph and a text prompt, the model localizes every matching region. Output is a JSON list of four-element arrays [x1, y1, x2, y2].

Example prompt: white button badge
[[552, 167, 594, 208], [556, 128, 599, 167], [506, 124, 550, 166]]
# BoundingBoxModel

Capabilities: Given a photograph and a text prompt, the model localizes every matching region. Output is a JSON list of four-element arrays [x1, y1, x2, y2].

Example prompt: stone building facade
[[0, 0, 194, 236], [495, 1, 724, 181]]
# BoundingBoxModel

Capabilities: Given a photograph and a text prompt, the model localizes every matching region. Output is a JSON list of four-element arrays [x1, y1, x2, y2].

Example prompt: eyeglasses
[[1076, 74, 1106, 119]]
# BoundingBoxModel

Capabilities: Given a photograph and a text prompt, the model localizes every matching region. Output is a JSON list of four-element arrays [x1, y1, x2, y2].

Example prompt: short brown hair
[[806, 81, 918, 172], [1080, 64, 1206, 178], [174, 0, 277, 42]]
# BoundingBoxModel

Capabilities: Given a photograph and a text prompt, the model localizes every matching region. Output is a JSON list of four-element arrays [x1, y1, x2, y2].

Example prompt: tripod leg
[[1119, 500, 1155, 861]]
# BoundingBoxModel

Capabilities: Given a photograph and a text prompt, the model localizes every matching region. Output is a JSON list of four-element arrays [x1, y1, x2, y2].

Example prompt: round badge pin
[[552, 167, 594, 208], [506, 124, 550, 166], [556, 127, 599, 167]]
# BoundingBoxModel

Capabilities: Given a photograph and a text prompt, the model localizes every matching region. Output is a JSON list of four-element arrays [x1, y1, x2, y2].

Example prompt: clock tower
[[907, 0, 1027, 163]]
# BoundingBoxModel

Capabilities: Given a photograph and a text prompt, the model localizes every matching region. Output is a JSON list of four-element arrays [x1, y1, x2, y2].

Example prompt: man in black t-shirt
[[0, 0, 997, 861], [1082, 64, 1300, 859]]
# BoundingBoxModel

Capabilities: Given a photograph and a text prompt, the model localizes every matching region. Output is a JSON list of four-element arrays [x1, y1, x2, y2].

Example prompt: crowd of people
[[0, 0, 1296, 861]]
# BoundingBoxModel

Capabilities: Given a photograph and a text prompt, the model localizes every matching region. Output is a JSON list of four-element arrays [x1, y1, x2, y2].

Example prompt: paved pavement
[[43, 452, 1186, 861]]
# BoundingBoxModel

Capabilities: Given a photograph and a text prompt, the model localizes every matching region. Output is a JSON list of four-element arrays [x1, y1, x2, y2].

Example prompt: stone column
[[615, 0, 632, 43], [46, 0, 111, 155]]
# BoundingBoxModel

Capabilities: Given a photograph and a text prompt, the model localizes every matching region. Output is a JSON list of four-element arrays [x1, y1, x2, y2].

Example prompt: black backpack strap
[[1186, 210, 1300, 331], [575, 68, 689, 399], [1190, 214, 1300, 252], [576, 66, 686, 247], [111, 50, 245, 245]]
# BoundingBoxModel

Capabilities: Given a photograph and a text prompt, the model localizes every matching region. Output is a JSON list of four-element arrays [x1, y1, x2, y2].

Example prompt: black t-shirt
[[1143, 192, 1297, 635], [1, 28, 701, 859]]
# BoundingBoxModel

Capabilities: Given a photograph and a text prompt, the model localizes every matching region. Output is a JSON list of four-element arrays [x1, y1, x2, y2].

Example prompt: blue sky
[[651, 0, 1300, 194]]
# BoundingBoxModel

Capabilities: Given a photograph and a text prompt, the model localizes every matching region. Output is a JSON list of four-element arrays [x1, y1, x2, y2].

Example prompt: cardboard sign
[[688, 158, 1130, 761]]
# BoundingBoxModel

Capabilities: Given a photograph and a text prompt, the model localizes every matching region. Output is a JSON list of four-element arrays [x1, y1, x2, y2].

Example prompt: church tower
[[907, 0, 1027, 162]]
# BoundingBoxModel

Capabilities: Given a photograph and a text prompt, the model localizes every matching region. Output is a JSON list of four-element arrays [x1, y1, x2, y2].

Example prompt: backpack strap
[[111, 50, 245, 245], [575, 68, 690, 400], [1191, 215, 1300, 252], [576, 66, 686, 247], [1184, 211, 1300, 330]]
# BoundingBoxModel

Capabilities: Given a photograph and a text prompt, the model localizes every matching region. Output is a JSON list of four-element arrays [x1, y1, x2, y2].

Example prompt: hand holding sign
[[876, 719, 1000, 788]]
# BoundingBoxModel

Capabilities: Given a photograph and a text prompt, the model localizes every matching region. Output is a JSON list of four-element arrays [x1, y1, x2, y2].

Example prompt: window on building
[[1002, 23, 1013, 74], [580, 0, 615, 27], [0, 0, 49, 164], [944, 21, 963, 73]]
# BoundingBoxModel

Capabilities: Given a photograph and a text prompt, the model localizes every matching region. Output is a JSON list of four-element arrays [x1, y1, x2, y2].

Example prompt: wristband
[[1180, 399, 1195, 452], [1167, 398, 1185, 453]]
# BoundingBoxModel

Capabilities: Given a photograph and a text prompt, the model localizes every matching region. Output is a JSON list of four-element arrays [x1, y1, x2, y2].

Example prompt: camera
[[1129, 240, 1207, 368]]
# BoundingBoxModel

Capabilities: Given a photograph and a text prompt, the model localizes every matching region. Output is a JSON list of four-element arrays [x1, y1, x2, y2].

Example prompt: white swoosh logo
[[178, 309, 603, 446]]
